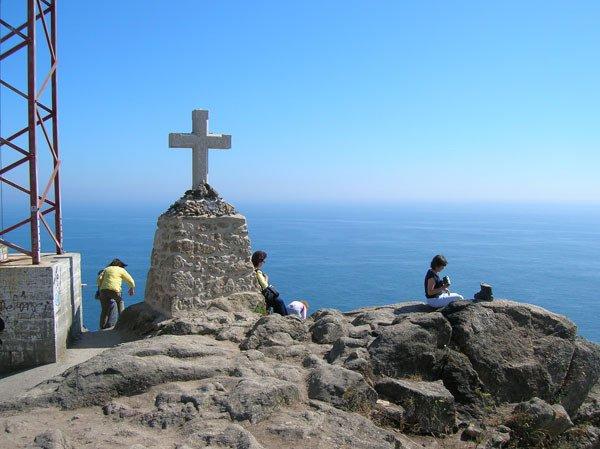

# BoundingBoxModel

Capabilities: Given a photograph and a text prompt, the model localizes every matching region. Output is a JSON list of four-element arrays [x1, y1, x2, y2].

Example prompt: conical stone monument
[[144, 110, 261, 317]]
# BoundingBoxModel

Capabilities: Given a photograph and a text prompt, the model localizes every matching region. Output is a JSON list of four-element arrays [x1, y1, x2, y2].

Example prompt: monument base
[[0, 253, 83, 373], [144, 185, 262, 317]]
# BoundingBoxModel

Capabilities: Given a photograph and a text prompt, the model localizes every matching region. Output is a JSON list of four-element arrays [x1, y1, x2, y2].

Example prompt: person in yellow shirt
[[97, 258, 135, 329], [252, 251, 288, 316]]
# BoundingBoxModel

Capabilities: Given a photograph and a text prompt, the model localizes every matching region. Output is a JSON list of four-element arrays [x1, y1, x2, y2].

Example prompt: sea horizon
[[1, 200, 599, 341]]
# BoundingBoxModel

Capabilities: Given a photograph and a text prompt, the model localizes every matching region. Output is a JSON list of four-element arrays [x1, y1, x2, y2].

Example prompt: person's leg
[[107, 300, 117, 327], [427, 293, 464, 308], [99, 291, 111, 329], [274, 297, 288, 315], [114, 293, 124, 318]]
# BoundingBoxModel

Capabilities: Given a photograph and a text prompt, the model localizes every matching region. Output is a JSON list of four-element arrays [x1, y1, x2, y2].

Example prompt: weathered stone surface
[[2, 299, 599, 449], [558, 425, 600, 449], [241, 314, 309, 351], [507, 397, 573, 442], [310, 309, 348, 344], [223, 377, 300, 423], [307, 364, 377, 412], [32, 429, 71, 449], [375, 378, 456, 434], [442, 300, 600, 408], [577, 382, 600, 426], [433, 349, 487, 413], [560, 339, 600, 416], [326, 336, 369, 364], [144, 185, 262, 317], [0, 335, 237, 411], [368, 312, 452, 379]]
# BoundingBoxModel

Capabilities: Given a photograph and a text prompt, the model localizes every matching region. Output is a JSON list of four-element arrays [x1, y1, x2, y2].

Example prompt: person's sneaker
[[474, 283, 494, 302]]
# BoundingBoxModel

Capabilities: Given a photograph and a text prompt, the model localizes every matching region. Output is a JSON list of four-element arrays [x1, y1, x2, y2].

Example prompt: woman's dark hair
[[430, 254, 448, 269], [251, 251, 267, 268]]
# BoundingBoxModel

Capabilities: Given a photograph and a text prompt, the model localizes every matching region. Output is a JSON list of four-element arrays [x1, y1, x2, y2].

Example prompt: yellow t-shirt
[[255, 269, 269, 290], [97, 266, 135, 294]]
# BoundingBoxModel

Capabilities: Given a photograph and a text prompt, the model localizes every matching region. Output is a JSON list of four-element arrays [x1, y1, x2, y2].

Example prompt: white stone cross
[[169, 109, 231, 189]]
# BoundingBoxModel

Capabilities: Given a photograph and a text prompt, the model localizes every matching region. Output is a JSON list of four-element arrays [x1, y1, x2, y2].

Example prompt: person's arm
[[96, 271, 104, 289], [121, 268, 136, 296], [256, 270, 269, 290], [427, 277, 448, 296]]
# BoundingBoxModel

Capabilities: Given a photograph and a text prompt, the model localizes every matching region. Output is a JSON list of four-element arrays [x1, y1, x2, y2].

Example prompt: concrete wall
[[0, 253, 82, 373]]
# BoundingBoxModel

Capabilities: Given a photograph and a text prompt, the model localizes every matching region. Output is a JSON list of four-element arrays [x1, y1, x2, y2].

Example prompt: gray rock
[[433, 349, 487, 414], [307, 364, 377, 412], [223, 377, 300, 423], [560, 339, 600, 416], [327, 336, 368, 363], [350, 309, 397, 328], [577, 382, 600, 426], [375, 378, 456, 435], [558, 425, 600, 449], [241, 314, 309, 351], [461, 423, 484, 441], [194, 422, 265, 449], [310, 310, 349, 344], [507, 397, 573, 443], [32, 429, 71, 449], [442, 300, 600, 410], [371, 399, 405, 429], [368, 312, 452, 379]]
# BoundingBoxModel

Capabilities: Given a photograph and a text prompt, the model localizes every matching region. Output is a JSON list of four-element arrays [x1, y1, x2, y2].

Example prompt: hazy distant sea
[[4, 202, 600, 341]]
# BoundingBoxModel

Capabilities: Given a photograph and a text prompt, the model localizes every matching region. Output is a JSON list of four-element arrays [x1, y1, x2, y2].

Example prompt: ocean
[[3, 202, 600, 342]]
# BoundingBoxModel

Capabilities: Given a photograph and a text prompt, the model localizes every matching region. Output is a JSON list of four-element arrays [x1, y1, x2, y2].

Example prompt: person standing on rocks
[[424, 254, 467, 308], [252, 251, 288, 316], [97, 258, 136, 329]]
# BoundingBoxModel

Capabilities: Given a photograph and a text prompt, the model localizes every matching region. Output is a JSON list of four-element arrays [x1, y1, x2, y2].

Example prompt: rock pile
[[1, 299, 599, 449], [164, 184, 236, 217]]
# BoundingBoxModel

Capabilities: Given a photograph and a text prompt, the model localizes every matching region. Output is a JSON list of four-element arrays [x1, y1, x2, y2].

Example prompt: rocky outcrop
[[307, 364, 377, 412], [1, 299, 599, 449], [376, 378, 456, 435]]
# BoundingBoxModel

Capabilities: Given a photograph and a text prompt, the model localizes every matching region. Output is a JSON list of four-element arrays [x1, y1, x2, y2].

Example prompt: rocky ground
[[1, 297, 599, 449]]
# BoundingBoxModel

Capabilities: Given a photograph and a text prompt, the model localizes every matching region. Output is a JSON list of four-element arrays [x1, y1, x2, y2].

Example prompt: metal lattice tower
[[0, 0, 63, 264]]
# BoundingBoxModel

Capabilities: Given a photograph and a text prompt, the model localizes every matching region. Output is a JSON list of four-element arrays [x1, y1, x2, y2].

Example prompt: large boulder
[[442, 300, 600, 409], [241, 314, 309, 351], [307, 364, 377, 412], [223, 377, 300, 423], [576, 382, 600, 427], [506, 397, 573, 445], [310, 309, 349, 344], [368, 312, 452, 379], [375, 378, 456, 435]]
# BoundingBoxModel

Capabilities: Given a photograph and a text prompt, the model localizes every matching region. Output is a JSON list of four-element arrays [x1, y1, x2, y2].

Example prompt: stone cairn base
[[144, 184, 261, 317]]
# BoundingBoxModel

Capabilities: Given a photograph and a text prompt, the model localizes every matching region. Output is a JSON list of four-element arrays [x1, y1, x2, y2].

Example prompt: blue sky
[[1, 0, 599, 209]]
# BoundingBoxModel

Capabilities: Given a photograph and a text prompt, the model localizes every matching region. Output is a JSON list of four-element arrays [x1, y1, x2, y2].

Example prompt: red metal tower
[[0, 0, 63, 264]]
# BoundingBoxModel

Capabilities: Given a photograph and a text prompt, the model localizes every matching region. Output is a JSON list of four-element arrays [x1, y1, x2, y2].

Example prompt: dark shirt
[[424, 268, 442, 299]]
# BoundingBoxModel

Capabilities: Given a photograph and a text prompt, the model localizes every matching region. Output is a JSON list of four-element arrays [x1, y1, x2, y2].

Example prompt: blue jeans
[[267, 296, 288, 316]]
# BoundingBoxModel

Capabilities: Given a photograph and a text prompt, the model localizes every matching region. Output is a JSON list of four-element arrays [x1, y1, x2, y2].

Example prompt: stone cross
[[169, 109, 231, 189]]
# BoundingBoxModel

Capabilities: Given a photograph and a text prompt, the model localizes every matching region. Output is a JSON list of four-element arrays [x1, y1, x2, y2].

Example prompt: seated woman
[[288, 300, 309, 320], [252, 250, 288, 316], [424, 254, 466, 308]]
